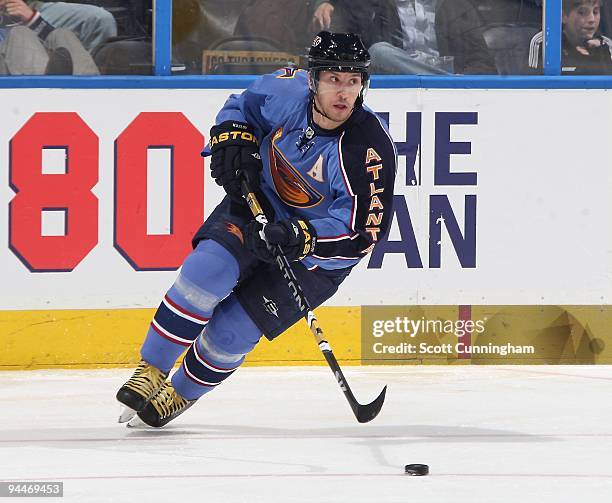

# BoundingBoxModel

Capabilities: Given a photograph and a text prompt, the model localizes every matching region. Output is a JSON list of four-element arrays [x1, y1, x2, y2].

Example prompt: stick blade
[[355, 385, 387, 423]]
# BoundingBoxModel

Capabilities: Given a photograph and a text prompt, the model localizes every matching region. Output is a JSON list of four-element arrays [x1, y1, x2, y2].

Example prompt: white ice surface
[[1, 366, 611, 502]]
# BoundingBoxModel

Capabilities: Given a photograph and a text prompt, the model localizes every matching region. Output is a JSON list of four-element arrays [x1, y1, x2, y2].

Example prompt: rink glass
[[170, 0, 546, 76], [2, 1, 611, 78], [0, 0, 152, 76]]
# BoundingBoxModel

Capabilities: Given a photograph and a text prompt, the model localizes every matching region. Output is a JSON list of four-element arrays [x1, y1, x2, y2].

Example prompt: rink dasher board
[[0, 88, 611, 368]]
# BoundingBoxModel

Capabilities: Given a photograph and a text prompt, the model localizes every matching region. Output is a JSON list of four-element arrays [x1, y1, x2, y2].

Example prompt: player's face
[[563, 2, 600, 44], [313, 71, 363, 128]]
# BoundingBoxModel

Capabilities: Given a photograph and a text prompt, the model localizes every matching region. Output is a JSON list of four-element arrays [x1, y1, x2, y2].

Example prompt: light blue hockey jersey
[[210, 68, 397, 271]]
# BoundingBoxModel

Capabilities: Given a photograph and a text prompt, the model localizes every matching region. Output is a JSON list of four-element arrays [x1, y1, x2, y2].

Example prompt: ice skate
[[116, 360, 168, 422], [118, 405, 138, 424], [125, 415, 148, 428], [133, 382, 195, 428]]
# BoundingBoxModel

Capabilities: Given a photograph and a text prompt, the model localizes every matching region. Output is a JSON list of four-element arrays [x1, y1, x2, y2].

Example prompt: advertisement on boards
[[1, 88, 611, 366]]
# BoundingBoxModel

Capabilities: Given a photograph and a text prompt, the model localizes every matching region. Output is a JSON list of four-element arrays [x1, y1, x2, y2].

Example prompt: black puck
[[404, 464, 429, 476]]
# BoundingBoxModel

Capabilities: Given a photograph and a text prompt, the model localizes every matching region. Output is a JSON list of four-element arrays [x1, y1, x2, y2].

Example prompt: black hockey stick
[[241, 181, 386, 423]]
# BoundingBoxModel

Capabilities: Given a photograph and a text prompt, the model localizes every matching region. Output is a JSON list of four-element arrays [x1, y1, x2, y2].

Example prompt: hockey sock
[[172, 294, 261, 400], [141, 240, 240, 373]]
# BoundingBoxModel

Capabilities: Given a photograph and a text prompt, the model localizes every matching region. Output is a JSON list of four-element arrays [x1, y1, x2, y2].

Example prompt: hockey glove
[[209, 120, 262, 200], [244, 218, 317, 263]]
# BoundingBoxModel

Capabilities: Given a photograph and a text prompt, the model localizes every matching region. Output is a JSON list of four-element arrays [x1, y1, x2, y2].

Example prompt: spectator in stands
[[312, 0, 496, 74], [435, 0, 499, 74], [0, 0, 99, 74], [468, 0, 542, 25], [5, 0, 117, 52], [600, 0, 612, 33], [528, 0, 612, 74], [233, 0, 316, 55]]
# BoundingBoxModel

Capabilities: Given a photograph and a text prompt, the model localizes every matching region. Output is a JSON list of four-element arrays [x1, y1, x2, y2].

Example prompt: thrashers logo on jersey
[[269, 128, 323, 208]]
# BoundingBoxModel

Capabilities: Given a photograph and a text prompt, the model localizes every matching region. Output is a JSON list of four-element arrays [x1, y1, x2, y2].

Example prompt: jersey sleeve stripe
[[337, 132, 354, 195], [337, 131, 358, 230], [317, 233, 360, 242], [312, 253, 362, 261]]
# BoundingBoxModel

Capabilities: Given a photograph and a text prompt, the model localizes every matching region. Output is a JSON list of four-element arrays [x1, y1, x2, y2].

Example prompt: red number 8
[[9, 113, 99, 272]]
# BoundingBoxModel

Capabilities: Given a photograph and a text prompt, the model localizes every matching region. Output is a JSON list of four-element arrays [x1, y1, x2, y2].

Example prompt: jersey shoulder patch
[[250, 68, 310, 100]]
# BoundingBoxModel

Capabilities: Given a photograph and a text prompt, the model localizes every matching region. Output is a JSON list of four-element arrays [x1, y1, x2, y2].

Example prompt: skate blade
[[126, 415, 150, 428], [118, 406, 137, 424]]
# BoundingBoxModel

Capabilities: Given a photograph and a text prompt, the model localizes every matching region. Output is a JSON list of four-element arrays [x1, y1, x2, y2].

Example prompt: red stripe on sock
[[193, 340, 239, 373], [150, 322, 191, 347], [164, 295, 210, 323], [181, 361, 217, 387]]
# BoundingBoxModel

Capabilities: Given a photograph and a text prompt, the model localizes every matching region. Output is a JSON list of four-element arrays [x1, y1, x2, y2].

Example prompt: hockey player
[[116, 31, 397, 428]]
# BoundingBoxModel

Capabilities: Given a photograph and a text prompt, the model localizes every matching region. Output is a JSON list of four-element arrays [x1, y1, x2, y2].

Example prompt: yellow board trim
[[2, 305, 611, 370], [0, 307, 360, 370]]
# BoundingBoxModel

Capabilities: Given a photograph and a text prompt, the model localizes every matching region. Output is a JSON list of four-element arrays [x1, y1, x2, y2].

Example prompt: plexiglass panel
[[0, 0, 152, 76]]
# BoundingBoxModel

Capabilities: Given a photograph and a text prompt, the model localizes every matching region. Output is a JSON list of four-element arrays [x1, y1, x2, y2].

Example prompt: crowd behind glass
[[1, 0, 610, 76]]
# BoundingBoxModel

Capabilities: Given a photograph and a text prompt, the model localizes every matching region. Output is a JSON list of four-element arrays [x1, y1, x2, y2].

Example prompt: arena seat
[[481, 23, 541, 75]]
